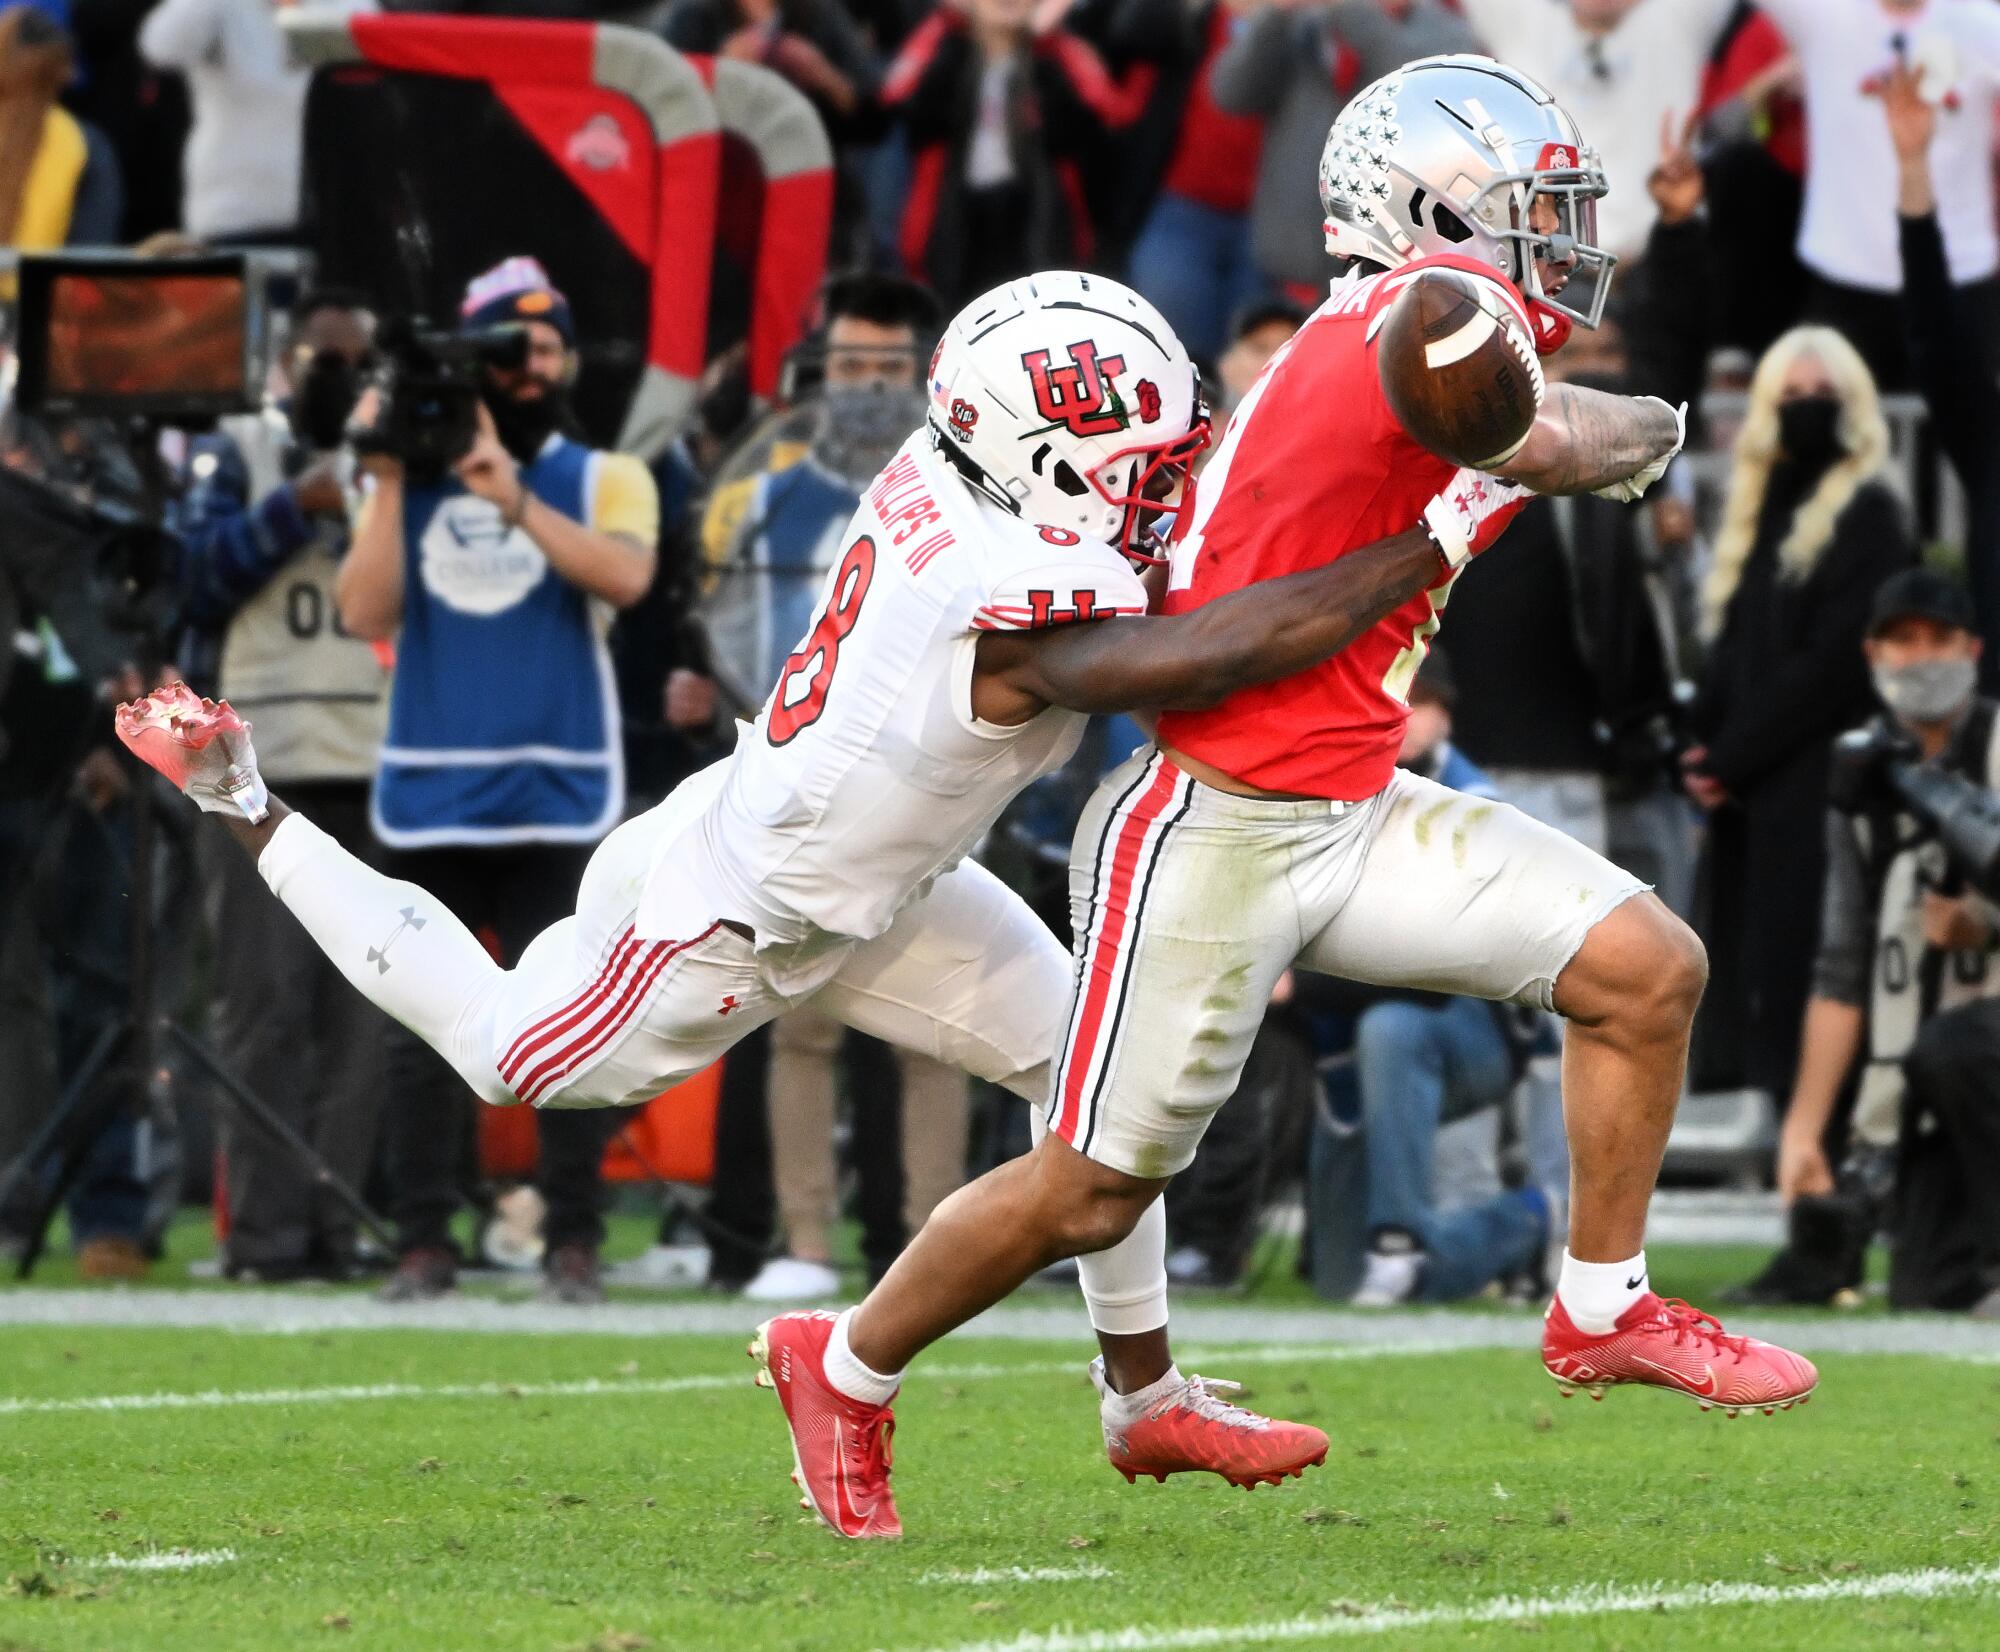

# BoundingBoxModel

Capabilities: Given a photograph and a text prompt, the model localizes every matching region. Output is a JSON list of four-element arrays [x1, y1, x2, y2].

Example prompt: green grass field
[[1, 1297, 1997, 1652]]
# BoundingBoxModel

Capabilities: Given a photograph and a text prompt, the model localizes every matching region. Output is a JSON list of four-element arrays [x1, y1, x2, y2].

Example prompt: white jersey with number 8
[[639, 431, 1147, 992]]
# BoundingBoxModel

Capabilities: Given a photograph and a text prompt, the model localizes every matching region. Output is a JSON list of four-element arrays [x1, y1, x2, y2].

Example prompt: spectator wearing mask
[[1209, 0, 1478, 302], [338, 257, 660, 1305], [0, 0, 121, 256], [1884, 56, 2000, 691], [1684, 325, 1913, 1098], [175, 289, 391, 1282], [881, 0, 1141, 308], [1122, 0, 1267, 366], [1455, 0, 1737, 262], [139, 0, 373, 244], [1755, 0, 2000, 389], [1765, 570, 2000, 1318], [686, 275, 974, 1301]]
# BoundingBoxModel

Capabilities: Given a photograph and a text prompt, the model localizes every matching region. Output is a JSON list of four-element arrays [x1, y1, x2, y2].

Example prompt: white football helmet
[[927, 272, 1209, 559], [1319, 54, 1615, 330]]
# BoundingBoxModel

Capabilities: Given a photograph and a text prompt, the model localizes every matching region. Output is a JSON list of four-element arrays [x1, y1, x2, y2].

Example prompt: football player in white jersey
[[118, 272, 1512, 1538]]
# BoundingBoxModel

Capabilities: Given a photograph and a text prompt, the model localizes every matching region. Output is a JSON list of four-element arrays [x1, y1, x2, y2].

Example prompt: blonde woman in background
[[1683, 325, 1913, 1099]]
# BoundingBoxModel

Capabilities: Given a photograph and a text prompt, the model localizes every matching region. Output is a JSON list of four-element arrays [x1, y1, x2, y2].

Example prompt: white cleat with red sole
[[114, 682, 269, 823]]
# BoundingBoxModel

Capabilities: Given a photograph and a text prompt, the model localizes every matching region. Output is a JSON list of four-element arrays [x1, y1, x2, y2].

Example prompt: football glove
[[1592, 397, 1687, 503]]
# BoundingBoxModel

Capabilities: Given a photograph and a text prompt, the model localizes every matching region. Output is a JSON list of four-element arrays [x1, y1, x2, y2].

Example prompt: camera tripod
[[0, 725, 398, 1282], [0, 440, 394, 1280]]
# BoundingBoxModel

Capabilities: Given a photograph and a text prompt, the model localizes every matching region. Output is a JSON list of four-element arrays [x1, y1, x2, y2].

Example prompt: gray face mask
[[813, 385, 927, 485], [1873, 656, 1978, 725]]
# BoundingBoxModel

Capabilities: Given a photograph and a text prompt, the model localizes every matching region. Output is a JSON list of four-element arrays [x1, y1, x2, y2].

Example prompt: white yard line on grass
[[85, 1549, 238, 1572], [902, 1562, 2000, 1652], [3, 1289, 1998, 1364], [920, 1567, 1114, 1587], [0, 1344, 1458, 1418]]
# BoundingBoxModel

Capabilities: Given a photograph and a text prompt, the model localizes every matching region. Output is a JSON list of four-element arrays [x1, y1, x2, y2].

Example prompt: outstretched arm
[[973, 526, 1447, 721], [1492, 383, 1684, 498]]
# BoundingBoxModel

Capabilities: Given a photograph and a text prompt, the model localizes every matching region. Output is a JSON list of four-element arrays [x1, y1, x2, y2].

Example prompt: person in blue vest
[[337, 256, 660, 1304]]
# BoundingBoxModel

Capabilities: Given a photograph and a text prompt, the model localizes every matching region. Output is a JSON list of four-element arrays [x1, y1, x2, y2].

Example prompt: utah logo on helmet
[[927, 272, 1209, 557]]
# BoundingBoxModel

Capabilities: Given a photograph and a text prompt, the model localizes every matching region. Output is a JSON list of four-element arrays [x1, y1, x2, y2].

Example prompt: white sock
[[824, 1308, 901, 1406], [256, 813, 512, 1104], [1098, 1361, 1184, 1421], [1556, 1249, 1649, 1335]]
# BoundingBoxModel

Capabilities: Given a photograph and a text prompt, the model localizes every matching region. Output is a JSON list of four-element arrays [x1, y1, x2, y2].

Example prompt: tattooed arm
[[1493, 383, 1684, 497], [971, 526, 1452, 722]]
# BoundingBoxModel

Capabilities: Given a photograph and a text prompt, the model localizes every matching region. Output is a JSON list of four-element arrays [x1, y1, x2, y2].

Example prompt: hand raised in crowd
[[453, 401, 525, 518], [1922, 889, 1993, 952], [1775, 1121, 1835, 1206], [291, 455, 348, 518], [1646, 110, 1704, 227], [1870, 58, 1936, 163]]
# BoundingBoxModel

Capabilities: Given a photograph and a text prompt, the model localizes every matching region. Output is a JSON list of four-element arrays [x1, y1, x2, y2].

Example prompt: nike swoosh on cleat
[[1632, 1355, 1717, 1395], [831, 1418, 865, 1533]]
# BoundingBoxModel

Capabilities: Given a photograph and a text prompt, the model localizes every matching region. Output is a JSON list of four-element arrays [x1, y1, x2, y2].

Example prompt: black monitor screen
[[16, 256, 257, 419]]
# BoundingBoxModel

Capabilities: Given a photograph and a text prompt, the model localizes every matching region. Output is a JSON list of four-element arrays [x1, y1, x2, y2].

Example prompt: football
[[1376, 267, 1544, 469]]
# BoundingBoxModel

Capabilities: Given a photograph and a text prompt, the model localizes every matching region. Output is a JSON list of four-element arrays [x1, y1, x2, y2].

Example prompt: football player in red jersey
[[793, 56, 1813, 1531]]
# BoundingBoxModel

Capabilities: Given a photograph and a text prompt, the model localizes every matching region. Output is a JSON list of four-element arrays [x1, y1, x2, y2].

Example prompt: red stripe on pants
[[1054, 761, 1178, 1142], [500, 926, 640, 1088], [518, 924, 720, 1106]]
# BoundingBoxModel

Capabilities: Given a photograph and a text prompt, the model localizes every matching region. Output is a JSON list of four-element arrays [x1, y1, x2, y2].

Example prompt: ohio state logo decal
[[1021, 340, 1130, 438], [566, 113, 632, 172]]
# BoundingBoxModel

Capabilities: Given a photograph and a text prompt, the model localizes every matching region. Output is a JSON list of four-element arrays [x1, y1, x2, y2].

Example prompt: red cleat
[[1092, 1360, 1329, 1489], [113, 681, 268, 821], [750, 1312, 901, 1539], [1543, 1293, 1818, 1417]]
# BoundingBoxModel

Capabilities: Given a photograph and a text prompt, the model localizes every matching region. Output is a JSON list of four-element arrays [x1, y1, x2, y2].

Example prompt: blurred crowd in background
[[5, 0, 2000, 1320]]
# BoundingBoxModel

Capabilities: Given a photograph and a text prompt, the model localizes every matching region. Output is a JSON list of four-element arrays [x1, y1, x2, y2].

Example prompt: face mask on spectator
[[1777, 395, 1844, 467], [814, 385, 926, 484], [289, 354, 361, 451], [1873, 656, 1978, 725]]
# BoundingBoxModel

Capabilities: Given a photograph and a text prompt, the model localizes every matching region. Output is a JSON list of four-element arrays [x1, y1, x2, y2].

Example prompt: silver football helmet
[[1319, 54, 1615, 329]]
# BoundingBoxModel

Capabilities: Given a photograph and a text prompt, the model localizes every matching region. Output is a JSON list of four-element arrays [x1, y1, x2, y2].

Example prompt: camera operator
[[1764, 569, 2000, 1317], [173, 287, 393, 1282], [337, 255, 660, 1306]]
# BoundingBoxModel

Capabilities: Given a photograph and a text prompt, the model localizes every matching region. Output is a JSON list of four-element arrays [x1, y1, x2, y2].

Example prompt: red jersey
[[1155, 253, 1535, 801]]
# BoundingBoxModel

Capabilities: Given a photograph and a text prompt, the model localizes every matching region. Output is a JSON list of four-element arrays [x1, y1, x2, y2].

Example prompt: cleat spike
[[1151, 1471, 1167, 1483], [1699, 1402, 1711, 1412], [1726, 1408, 1740, 1419], [1119, 1469, 1136, 1484], [754, 1368, 774, 1389], [1588, 1389, 1604, 1402], [1763, 1407, 1775, 1416]]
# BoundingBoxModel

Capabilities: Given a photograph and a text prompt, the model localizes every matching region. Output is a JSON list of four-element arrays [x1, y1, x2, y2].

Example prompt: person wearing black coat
[[1683, 325, 1915, 1095]]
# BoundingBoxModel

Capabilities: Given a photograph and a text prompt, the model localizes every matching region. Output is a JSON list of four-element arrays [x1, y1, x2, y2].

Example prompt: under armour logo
[[367, 906, 427, 974], [718, 995, 740, 1016]]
